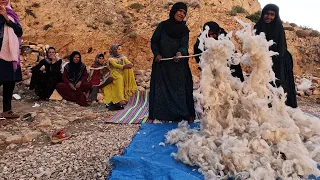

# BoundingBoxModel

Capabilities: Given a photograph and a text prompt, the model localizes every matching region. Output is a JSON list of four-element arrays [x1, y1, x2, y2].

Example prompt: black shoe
[[108, 103, 124, 111], [105, 102, 114, 108]]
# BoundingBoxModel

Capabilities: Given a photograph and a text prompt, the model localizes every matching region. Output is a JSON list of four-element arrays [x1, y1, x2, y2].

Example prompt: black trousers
[[0, 81, 15, 112]]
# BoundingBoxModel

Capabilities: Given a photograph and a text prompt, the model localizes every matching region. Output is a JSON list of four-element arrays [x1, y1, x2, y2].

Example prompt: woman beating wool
[[103, 44, 137, 109], [88, 53, 113, 105], [0, 0, 23, 119], [29, 47, 62, 100], [194, 21, 244, 81], [254, 4, 297, 108], [149, 2, 195, 121], [56, 51, 92, 106]]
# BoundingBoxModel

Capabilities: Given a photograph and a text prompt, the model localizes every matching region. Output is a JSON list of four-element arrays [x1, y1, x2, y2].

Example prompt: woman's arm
[[62, 70, 70, 84], [31, 59, 46, 72], [109, 58, 124, 69], [178, 33, 189, 56], [151, 23, 163, 57], [6, 20, 23, 37]]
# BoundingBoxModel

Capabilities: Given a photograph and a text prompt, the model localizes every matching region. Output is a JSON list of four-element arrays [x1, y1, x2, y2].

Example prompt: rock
[[36, 116, 52, 130], [134, 70, 144, 75], [305, 90, 312, 96], [22, 131, 41, 143], [313, 89, 320, 95], [5, 135, 22, 144], [84, 113, 98, 120], [0, 132, 12, 140], [297, 91, 304, 96]]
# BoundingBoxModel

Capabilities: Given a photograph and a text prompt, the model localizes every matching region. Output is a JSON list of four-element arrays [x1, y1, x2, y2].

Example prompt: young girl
[[88, 53, 113, 105]]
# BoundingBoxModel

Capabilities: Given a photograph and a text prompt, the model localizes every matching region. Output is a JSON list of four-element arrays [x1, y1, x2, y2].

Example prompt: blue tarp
[[108, 123, 203, 180], [108, 123, 320, 180]]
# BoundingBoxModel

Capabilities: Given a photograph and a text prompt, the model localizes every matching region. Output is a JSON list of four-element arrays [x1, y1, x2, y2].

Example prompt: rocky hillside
[[12, 0, 320, 76]]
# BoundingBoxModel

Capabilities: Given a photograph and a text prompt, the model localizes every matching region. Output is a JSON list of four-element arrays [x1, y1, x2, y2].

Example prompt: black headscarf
[[162, 2, 190, 39], [202, 21, 227, 40], [65, 51, 86, 84], [254, 4, 286, 57]]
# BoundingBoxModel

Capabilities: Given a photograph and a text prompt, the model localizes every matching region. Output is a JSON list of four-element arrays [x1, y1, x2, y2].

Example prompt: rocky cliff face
[[12, 0, 320, 76]]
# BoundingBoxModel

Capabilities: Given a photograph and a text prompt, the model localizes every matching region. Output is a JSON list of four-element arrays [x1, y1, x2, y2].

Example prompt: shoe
[[108, 103, 124, 111], [0, 111, 20, 119]]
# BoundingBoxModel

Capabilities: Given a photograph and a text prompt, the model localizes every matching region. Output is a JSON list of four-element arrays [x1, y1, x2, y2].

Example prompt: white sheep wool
[[165, 19, 320, 180]]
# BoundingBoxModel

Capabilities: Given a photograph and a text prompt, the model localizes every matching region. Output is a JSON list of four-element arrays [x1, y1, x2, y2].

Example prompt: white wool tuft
[[166, 19, 320, 179], [297, 78, 312, 91]]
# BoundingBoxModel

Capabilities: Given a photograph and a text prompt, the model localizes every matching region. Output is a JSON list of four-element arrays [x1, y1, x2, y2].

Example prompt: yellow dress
[[103, 56, 138, 104]]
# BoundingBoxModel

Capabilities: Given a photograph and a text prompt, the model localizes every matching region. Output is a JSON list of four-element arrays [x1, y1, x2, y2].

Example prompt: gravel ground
[[0, 86, 319, 179], [0, 120, 139, 180]]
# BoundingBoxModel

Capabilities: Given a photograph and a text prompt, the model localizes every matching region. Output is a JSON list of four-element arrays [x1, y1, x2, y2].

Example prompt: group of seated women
[[30, 44, 138, 108]]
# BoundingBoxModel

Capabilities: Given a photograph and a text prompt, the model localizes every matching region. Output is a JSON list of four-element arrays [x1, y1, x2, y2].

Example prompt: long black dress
[[30, 59, 62, 99], [149, 21, 195, 121], [254, 4, 297, 108]]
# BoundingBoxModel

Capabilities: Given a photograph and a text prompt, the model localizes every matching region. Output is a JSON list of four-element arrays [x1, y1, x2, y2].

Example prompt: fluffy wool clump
[[165, 19, 320, 179]]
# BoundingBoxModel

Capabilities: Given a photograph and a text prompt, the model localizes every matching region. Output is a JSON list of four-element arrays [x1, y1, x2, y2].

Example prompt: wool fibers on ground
[[165, 20, 320, 180]]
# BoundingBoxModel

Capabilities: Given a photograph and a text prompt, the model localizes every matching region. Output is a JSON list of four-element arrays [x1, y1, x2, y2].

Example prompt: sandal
[[0, 111, 20, 119], [51, 129, 70, 144]]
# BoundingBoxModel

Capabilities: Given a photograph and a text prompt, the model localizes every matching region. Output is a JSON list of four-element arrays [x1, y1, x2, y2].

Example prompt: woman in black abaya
[[149, 2, 195, 121], [254, 4, 297, 108]]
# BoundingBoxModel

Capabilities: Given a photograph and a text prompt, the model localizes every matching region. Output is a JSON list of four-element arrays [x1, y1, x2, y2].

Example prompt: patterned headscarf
[[109, 44, 123, 58]]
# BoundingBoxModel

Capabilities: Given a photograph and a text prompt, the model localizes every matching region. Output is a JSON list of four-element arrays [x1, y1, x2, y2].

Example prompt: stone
[[0, 132, 12, 140], [313, 89, 320, 95], [297, 91, 304, 96], [22, 131, 41, 143], [5, 135, 22, 144], [36, 117, 52, 130]]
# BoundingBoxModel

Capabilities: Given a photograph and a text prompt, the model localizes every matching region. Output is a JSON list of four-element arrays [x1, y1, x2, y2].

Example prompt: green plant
[[123, 18, 132, 25], [232, 5, 247, 13], [104, 20, 113, 25], [229, 9, 237, 16], [245, 11, 261, 23], [289, 23, 297, 27], [43, 24, 52, 30], [128, 32, 137, 38], [310, 30, 320, 37], [188, 1, 200, 8], [25, 8, 37, 18], [31, 2, 40, 8], [284, 26, 294, 31], [87, 24, 98, 30], [129, 3, 143, 12]]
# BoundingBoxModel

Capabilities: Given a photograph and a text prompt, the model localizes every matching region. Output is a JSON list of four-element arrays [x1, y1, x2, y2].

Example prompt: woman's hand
[[0, 6, 9, 23], [173, 52, 182, 62], [155, 55, 162, 63], [75, 81, 82, 89], [69, 83, 76, 91], [124, 64, 133, 69]]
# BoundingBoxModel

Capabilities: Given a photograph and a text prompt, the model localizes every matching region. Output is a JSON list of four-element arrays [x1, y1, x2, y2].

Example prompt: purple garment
[[5, 7, 22, 71]]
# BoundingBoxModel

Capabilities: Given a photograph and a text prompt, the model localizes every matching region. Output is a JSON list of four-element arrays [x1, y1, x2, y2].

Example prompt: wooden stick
[[160, 53, 202, 61]]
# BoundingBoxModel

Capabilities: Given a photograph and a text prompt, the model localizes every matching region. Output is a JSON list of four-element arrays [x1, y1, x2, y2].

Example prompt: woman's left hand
[[75, 81, 82, 89], [173, 52, 182, 62]]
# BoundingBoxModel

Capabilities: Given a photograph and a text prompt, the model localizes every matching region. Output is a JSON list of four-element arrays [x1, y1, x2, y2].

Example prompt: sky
[[258, 0, 320, 31]]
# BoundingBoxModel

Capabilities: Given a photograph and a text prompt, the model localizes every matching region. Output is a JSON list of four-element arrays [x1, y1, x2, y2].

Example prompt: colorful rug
[[105, 90, 201, 124]]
